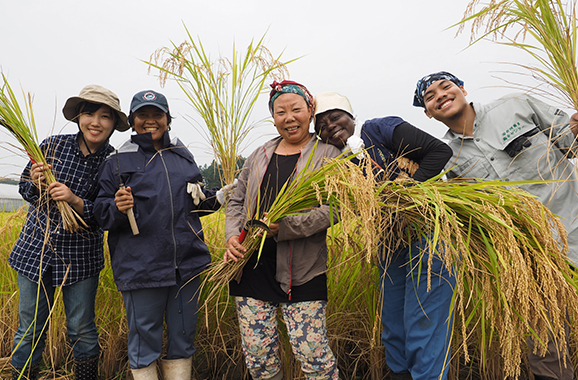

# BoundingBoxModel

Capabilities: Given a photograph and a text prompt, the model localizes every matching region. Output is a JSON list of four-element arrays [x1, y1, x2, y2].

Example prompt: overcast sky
[[0, 0, 551, 180]]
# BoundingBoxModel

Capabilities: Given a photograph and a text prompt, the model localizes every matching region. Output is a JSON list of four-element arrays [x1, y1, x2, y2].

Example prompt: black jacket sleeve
[[391, 122, 453, 182]]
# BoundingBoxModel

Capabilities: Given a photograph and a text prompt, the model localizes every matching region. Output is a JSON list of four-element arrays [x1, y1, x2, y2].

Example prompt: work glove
[[187, 182, 206, 206], [344, 135, 365, 158], [504, 128, 540, 157], [216, 179, 238, 205]]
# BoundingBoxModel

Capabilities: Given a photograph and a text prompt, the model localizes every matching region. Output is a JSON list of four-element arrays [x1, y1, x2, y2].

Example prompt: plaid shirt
[[9, 133, 113, 286]]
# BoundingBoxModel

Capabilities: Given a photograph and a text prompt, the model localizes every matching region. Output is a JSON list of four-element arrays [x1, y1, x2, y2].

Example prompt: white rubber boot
[[131, 362, 158, 380], [160, 357, 192, 380]]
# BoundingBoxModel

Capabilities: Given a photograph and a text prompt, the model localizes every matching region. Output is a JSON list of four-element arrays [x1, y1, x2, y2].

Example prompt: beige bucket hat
[[62, 85, 129, 131]]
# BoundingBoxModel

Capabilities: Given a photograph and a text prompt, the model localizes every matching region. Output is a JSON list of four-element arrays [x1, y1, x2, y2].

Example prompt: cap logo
[[143, 92, 156, 101]]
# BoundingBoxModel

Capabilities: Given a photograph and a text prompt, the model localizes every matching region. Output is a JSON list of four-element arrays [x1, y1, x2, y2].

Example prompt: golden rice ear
[[325, 142, 577, 380], [145, 29, 292, 187], [379, 174, 576, 379], [0, 74, 85, 232], [457, 0, 578, 111]]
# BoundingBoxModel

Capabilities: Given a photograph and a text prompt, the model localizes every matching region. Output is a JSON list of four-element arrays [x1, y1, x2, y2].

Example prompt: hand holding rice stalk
[[200, 149, 356, 306], [0, 74, 85, 232], [148, 29, 294, 187], [458, 0, 578, 110]]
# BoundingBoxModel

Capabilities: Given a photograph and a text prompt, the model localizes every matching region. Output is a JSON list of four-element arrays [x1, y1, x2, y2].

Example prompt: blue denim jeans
[[379, 237, 455, 380], [12, 270, 100, 369]]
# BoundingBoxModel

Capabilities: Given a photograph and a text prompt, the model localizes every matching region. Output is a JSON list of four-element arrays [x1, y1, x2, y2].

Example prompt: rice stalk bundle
[[373, 174, 577, 379], [323, 155, 385, 264], [148, 28, 293, 186], [199, 147, 367, 309], [458, 0, 578, 110], [0, 75, 83, 232], [323, 155, 576, 378]]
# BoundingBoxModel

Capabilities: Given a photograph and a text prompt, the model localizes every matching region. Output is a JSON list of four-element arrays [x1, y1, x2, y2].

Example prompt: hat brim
[[63, 96, 130, 132], [315, 107, 354, 119]]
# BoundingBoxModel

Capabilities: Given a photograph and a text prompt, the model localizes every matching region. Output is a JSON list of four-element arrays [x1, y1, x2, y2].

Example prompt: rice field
[[0, 208, 575, 379]]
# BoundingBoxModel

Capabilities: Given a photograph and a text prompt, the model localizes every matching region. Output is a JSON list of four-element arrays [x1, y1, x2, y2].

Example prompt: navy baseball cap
[[129, 90, 170, 115]]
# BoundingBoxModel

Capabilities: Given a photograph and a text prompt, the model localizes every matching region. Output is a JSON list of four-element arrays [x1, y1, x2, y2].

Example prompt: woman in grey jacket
[[224, 80, 341, 380]]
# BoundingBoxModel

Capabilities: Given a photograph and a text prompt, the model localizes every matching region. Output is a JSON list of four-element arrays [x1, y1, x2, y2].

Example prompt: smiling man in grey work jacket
[[413, 71, 578, 380]]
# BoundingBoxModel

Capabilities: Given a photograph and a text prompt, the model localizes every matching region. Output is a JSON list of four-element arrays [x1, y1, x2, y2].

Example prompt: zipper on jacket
[[159, 150, 178, 272]]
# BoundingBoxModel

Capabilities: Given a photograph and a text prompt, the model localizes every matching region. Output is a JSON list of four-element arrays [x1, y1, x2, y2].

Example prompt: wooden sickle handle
[[120, 185, 139, 235]]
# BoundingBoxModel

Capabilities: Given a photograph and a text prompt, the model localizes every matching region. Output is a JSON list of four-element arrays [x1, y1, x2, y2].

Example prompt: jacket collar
[[262, 133, 317, 154], [131, 130, 172, 152], [442, 102, 479, 141], [130, 131, 197, 164]]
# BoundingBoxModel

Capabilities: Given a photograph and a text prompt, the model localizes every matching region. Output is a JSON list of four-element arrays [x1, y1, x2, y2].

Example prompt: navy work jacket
[[94, 132, 219, 291]]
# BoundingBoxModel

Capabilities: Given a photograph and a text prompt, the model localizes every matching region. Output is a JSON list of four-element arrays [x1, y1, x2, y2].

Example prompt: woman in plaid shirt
[[9, 85, 129, 380]]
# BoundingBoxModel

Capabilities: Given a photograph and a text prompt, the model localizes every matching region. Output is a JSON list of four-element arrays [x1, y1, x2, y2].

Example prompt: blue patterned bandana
[[268, 80, 314, 116], [413, 71, 464, 108]]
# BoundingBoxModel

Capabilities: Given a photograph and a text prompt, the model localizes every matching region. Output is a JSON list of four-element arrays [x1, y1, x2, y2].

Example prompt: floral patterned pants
[[235, 297, 339, 380]]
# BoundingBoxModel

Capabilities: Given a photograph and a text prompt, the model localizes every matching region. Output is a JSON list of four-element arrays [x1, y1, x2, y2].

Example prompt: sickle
[[238, 219, 272, 243]]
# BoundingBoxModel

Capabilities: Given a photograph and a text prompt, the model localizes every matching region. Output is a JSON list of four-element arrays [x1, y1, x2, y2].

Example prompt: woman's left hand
[[48, 182, 76, 202], [261, 214, 278, 237], [48, 182, 84, 215], [266, 222, 279, 237]]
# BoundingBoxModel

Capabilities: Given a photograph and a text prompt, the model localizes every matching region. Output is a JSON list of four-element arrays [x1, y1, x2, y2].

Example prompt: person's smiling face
[[314, 109, 355, 149], [272, 93, 312, 148], [132, 105, 169, 149], [77, 105, 115, 152], [423, 79, 469, 122]]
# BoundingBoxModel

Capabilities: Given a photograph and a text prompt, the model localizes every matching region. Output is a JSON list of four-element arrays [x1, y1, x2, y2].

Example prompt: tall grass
[[0, 75, 84, 232], [458, 0, 578, 110], [0, 208, 23, 361], [0, 208, 385, 380], [0, 209, 129, 379], [147, 29, 293, 186], [0, 205, 576, 379]]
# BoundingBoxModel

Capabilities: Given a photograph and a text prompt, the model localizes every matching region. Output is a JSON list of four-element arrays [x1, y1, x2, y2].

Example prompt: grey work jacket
[[443, 93, 578, 265]]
